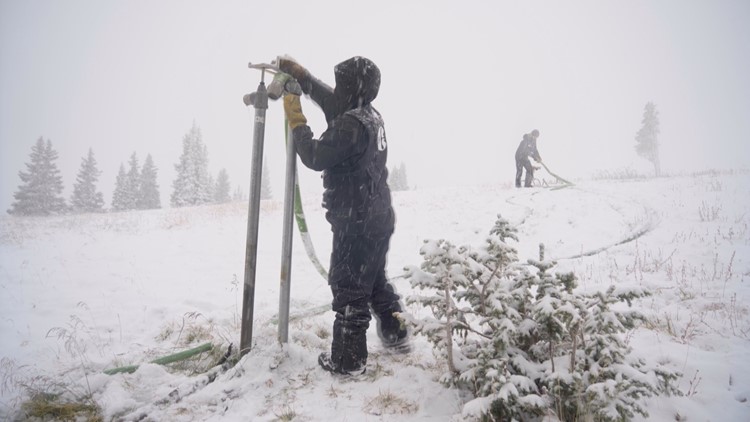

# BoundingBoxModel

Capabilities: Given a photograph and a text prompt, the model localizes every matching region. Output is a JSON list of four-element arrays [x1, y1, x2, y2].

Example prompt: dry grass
[[20, 393, 103, 422], [363, 389, 419, 415]]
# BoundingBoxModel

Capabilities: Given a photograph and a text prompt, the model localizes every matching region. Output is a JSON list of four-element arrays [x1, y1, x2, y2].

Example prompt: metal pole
[[240, 78, 268, 356], [278, 120, 296, 343]]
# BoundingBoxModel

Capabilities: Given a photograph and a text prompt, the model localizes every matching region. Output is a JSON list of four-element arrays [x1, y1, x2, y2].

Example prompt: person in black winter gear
[[515, 129, 542, 188], [280, 56, 409, 375]]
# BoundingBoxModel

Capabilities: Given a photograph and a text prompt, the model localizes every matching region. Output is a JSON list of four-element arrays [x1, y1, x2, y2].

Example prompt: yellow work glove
[[283, 94, 307, 129]]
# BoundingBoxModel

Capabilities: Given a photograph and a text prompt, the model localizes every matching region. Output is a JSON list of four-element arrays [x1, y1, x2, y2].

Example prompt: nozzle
[[243, 82, 268, 109], [266, 72, 303, 100], [243, 92, 257, 106], [267, 72, 292, 100]]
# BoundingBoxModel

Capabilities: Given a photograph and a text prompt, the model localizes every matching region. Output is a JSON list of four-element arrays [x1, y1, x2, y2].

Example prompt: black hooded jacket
[[292, 57, 393, 234]]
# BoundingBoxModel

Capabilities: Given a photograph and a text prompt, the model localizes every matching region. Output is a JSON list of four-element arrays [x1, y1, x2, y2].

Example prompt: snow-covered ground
[[1, 171, 749, 421]]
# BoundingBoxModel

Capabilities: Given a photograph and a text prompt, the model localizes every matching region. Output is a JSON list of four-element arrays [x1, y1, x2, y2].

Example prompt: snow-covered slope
[[1, 172, 748, 420]]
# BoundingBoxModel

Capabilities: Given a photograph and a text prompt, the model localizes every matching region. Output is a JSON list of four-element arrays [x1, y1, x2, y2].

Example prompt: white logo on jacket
[[377, 126, 387, 151]]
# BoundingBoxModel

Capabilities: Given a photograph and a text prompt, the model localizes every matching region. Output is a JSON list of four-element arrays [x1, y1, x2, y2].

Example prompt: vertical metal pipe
[[240, 80, 268, 355], [278, 120, 296, 343]]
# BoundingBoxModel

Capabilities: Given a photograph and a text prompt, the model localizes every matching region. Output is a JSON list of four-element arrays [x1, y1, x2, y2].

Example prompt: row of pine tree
[[7, 123, 257, 216], [8, 121, 410, 216]]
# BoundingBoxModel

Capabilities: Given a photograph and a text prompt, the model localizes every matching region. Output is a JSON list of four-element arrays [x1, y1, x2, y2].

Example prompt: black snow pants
[[327, 228, 403, 371], [515, 156, 535, 188]]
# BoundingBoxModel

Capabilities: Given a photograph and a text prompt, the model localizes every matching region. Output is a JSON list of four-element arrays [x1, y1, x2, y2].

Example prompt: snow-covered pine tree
[[401, 238, 467, 382], [171, 123, 212, 207], [261, 162, 272, 200], [401, 216, 546, 420], [388, 165, 401, 190], [213, 168, 231, 204], [138, 154, 161, 209], [388, 162, 409, 191], [201, 145, 213, 202], [524, 250, 587, 421], [233, 185, 245, 202], [398, 162, 409, 190], [635, 102, 661, 177], [8, 137, 67, 215], [70, 148, 105, 213], [111, 164, 130, 212], [124, 152, 140, 210], [206, 173, 215, 204], [403, 216, 680, 421]]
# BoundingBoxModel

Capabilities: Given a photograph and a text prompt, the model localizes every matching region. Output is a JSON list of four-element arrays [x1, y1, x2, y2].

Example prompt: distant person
[[515, 129, 542, 188], [279, 56, 409, 376]]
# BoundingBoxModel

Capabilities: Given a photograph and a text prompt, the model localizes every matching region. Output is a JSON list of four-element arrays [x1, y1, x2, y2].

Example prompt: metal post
[[240, 78, 268, 356], [278, 121, 296, 343]]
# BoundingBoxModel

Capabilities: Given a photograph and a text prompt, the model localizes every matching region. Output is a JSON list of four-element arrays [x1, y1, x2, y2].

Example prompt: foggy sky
[[1, 0, 749, 213]]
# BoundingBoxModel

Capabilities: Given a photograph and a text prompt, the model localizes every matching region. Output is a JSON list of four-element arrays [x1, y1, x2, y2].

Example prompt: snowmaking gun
[[239, 61, 328, 356], [242, 63, 303, 106], [101, 62, 319, 377]]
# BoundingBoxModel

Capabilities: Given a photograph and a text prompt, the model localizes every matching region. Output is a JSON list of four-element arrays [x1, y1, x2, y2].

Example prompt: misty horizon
[[2, 1, 749, 213]]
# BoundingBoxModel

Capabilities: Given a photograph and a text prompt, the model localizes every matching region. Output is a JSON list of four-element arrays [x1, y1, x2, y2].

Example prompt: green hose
[[286, 120, 329, 280], [540, 162, 574, 186], [104, 342, 213, 375]]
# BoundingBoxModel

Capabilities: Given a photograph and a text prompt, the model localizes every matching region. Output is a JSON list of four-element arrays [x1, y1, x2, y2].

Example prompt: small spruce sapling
[[403, 215, 680, 422]]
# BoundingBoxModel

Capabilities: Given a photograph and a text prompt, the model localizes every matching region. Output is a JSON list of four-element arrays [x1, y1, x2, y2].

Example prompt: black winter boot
[[375, 309, 411, 354], [318, 352, 365, 376], [321, 305, 370, 375]]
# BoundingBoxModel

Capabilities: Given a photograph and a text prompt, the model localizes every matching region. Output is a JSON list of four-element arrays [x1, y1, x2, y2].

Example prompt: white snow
[[1, 171, 749, 420]]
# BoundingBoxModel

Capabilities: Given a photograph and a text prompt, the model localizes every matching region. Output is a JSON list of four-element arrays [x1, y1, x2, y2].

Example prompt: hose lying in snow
[[539, 162, 574, 186], [104, 342, 213, 375]]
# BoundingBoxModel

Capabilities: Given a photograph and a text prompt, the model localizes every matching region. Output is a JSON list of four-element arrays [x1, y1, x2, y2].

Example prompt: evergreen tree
[[8, 137, 67, 215], [389, 162, 409, 191], [70, 148, 105, 213], [400, 163, 409, 190], [402, 216, 680, 421], [635, 101, 661, 176], [138, 154, 161, 209], [261, 163, 273, 200], [171, 122, 212, 207], [111, 164, 130, 211], [201, 144, 212, 202], [213, 168, 231, 203], [233, 185, 245, 202], [206, 173, 216, 203], [388, 165, 400, 191], [124, 152, 140, 210]]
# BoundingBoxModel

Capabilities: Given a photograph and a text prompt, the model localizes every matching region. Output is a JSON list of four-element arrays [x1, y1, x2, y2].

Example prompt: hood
[[333, 56, 381, 114]]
